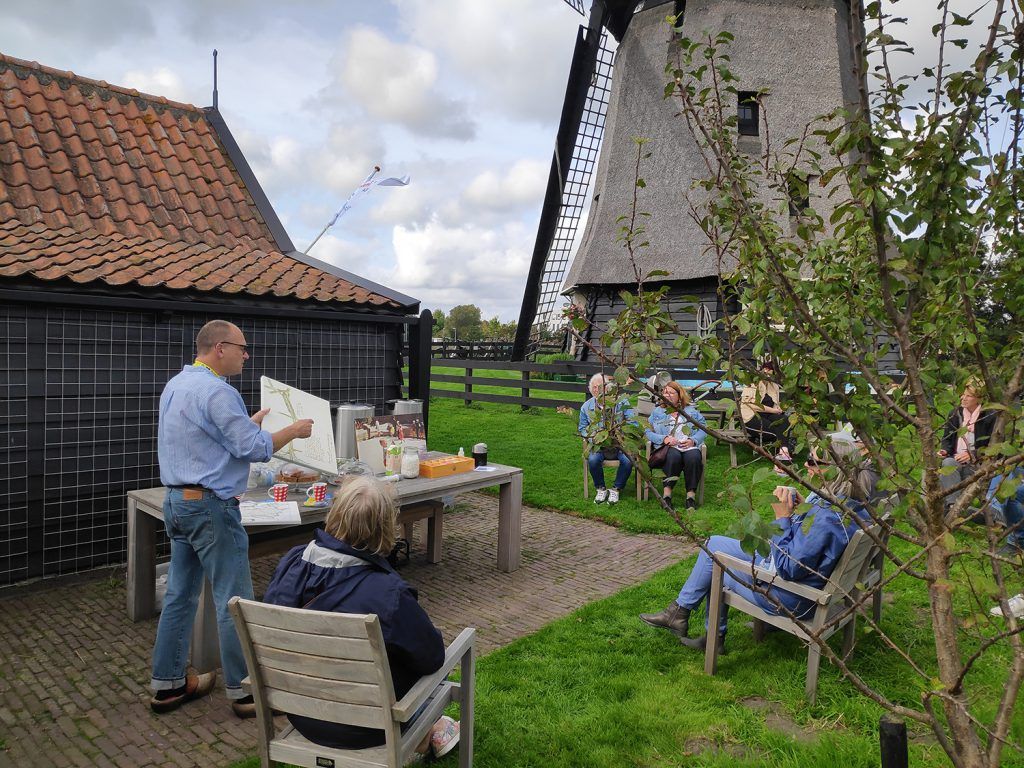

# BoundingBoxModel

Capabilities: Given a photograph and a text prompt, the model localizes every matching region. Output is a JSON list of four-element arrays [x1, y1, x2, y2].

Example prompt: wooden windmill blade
[[511, 0, 619, 360]]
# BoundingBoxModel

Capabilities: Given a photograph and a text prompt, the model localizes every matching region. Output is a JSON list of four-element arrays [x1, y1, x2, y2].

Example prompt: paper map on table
[[260, 376, 337, 475], [239, 501, 301, 526]]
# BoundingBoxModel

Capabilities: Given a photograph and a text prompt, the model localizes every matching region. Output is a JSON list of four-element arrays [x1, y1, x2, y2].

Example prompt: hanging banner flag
[[305, 165, 411, 254]]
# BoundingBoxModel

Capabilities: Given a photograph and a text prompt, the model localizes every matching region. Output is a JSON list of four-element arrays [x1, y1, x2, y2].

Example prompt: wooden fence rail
[[401, 358, 725, 411]]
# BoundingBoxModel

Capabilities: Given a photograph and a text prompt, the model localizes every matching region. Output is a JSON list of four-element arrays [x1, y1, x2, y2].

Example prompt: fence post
[[408, 309, 432, 437], [521, 369, 530, 412], [879, 716, 908, 768], [464, 364, 473, 406]]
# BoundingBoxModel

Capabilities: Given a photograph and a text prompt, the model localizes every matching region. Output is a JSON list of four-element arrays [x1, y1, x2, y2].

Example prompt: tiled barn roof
[[0, 52, 413, 310]]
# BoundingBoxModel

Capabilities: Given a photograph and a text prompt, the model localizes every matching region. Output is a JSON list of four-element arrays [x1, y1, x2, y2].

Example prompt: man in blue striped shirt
[[149, 320, 313, 718]]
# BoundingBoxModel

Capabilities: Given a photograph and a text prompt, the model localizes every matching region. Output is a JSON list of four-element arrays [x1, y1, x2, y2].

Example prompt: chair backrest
[[819, 525, 879, 601], [230, 598, 398, 732]]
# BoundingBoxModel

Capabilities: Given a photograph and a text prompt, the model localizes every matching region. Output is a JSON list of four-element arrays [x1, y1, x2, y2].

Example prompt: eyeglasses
[[805, 457, 833, 467], [218, 340, 250, 354]]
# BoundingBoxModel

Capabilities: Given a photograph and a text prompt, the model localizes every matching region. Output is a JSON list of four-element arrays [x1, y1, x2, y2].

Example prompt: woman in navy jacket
[[644, 381, 707, 510], [263, 477, 459, 757]]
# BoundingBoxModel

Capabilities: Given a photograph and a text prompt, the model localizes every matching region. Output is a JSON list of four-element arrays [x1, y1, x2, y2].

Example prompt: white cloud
[[464, 159, 548, 212], [382, 219, 533, 318], [120, 67, 189, 102], [396, 0, 580, 124], [331, 25, 474, 139]]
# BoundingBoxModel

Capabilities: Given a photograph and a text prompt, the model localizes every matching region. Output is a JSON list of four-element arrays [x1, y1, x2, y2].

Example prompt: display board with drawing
[[259, 376, 337, 475], [353, 415, 427, 475]]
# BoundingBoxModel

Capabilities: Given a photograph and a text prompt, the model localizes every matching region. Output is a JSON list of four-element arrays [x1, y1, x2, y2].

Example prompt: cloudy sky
[[0, 1, 997, 320], [0, 0, 586, 320]]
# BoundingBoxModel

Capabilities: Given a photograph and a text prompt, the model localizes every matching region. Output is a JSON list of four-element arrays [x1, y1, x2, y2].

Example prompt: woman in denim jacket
[[645, 381, 707, 510]]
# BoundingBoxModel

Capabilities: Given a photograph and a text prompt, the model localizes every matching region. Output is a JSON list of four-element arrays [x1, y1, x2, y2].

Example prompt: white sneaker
[[594, 488, 609, 504], [608, 488, 620, 504], [989, 594, 1024, 619]]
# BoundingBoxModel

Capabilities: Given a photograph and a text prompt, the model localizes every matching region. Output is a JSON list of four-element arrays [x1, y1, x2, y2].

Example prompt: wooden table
[[126, 462, 523, 672]]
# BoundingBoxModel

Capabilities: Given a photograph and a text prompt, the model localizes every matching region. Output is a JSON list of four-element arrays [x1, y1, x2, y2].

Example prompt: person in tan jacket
[[740, 359, 794, 469]]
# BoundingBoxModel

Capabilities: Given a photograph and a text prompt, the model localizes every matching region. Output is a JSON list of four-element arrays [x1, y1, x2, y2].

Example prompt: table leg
[[497, 472, 522, 572], [126, 498, 158, 621], [191, 579, 220, 674], [427, 502, 443, 564]]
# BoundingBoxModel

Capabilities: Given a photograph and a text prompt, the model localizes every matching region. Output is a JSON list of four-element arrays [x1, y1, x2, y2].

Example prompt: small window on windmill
[[787, 171, 812, 217], [696, 303, 714, 338], [737, 92, 759, 136]]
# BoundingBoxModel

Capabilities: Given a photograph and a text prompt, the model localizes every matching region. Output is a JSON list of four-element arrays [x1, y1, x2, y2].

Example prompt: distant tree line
[[431, 304, 517, 341]]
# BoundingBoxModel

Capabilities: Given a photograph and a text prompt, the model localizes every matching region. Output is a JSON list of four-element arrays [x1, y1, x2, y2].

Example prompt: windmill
[[510, 0, 627, 361], [513, 0, 876, 367]]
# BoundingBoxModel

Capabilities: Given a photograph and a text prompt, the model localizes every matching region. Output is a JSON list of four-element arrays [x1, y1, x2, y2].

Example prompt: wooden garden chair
[[639, 441, 706, 508], [703, 523, 881, 704], [229, 597, 475, 768]]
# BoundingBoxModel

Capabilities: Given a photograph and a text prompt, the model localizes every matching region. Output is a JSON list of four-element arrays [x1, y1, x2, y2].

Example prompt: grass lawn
[[230, 394, 1022, 768]]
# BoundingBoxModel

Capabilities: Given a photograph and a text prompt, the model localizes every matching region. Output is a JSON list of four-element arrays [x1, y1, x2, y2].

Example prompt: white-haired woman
[[578, 373, 635, 504], [263, 477, 460, 758]]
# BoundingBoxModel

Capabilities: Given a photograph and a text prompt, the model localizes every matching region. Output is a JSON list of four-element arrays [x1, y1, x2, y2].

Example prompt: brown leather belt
[[169, 485, 210, 500]]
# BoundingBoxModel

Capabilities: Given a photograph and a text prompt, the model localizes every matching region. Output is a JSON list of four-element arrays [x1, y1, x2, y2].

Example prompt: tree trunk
[[925, 523, 988, 768]]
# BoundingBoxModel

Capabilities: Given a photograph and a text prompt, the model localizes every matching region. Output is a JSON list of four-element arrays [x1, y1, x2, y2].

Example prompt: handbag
[[649, 444, 671, 469]]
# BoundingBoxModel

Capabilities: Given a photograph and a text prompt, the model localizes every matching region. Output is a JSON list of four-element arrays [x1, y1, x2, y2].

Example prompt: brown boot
[[680, 633, 726, 655], [639, 602, 690, 637]]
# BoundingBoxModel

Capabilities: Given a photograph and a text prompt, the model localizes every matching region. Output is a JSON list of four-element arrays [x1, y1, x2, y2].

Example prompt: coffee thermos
[[472, 442, 488, 467]]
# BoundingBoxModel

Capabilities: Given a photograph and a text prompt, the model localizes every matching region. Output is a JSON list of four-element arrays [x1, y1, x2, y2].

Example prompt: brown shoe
[[231, 694, 257, 719], [639, 602, 691, 637], [150, 670, 217, 714]]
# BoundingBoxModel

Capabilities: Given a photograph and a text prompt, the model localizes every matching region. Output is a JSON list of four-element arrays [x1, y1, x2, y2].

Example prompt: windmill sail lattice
[[529, 32, 615, 343]]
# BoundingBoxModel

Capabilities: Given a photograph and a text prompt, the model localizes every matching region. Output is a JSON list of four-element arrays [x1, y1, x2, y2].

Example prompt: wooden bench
[[398, 501, 443, 564]]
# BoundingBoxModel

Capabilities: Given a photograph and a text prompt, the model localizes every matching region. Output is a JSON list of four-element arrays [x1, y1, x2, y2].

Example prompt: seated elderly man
[[579, 373, 636, 505], [639, 436, 873, 653]]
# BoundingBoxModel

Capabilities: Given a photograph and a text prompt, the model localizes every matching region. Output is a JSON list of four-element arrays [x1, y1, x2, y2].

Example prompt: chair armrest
[[393, 627, 476, 721], [713, 552, 827, 603]]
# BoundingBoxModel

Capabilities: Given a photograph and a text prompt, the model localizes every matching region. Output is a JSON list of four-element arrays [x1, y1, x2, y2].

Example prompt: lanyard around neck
[[193, 360, 222, 378]]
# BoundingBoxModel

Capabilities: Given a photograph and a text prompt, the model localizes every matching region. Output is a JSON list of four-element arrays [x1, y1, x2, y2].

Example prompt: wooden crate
[[419, 455, 475, 479]]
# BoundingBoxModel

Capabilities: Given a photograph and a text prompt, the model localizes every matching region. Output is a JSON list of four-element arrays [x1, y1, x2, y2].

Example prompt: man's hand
[[938, 449, 949, 458], [271, 419, 314, 451], [955, 451, 972, 464], [251, 407, 270, 426]]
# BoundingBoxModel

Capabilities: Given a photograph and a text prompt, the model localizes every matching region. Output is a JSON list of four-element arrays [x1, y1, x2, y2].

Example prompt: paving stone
[[0, 492, 689, 767]]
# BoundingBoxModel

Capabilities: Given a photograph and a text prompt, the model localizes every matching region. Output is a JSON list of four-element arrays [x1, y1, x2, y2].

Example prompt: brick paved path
[[0, 494, 689, 768]]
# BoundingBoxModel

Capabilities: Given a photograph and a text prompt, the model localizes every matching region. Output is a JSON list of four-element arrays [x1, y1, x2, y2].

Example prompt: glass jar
[[401, 446, 420, 479]]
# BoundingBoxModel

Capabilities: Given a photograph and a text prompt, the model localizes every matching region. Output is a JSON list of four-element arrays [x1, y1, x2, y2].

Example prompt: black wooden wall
[[576, 280, 904, 371], [0, 302, 404, 586]]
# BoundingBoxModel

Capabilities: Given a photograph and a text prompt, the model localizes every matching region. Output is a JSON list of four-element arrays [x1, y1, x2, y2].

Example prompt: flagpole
[[304, 165, 381, 255]]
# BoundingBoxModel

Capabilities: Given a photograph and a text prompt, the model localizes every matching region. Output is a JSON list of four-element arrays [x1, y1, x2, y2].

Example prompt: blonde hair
[[662, 380, 691, 408], [324, 477, 397, 555]]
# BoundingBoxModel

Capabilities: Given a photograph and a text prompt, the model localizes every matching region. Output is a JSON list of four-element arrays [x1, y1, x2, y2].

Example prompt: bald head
[[196, 320, 239, 354]]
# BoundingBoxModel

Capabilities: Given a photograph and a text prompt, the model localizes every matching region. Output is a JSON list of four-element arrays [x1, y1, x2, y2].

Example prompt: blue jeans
[[150, 490, 253, 700], [994, 482, 1024, 548], [675, 535, 813, 636], [587, 450, 632, 490]]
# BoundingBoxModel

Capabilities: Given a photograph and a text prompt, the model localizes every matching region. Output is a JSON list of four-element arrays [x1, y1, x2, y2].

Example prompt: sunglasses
[[805, 457, 833, 467], [218, 340, 250, 354]]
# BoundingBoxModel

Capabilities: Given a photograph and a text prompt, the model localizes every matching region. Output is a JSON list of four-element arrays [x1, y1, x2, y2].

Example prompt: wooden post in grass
[[879, 716, 908, 768], [521, 369, 530, 411], [464, 365, 473, 406]]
